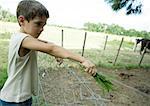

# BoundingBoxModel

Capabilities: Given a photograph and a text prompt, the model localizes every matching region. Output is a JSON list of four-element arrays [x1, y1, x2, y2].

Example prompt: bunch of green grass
[[93, 73, 113, 93], [79, 65, 114, 93]]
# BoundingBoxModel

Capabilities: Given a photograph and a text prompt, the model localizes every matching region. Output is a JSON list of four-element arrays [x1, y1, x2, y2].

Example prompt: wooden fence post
[[104, 35, 108, 50], [133, 39, 138, 52], [61, 29, 64, 47], [113, 37, 124, 65], [82, 32, 87, 56]]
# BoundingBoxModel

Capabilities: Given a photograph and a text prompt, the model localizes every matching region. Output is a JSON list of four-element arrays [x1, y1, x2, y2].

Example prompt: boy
[[0, 0, 96, 105]]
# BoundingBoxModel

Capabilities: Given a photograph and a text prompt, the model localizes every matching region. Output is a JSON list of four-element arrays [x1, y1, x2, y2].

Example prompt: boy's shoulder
[[10, 32, 31, 43], [12, 32, 31, 38]]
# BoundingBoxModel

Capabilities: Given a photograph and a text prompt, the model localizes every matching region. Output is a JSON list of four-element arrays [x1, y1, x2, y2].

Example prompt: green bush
[[0, 65, 7, 89]]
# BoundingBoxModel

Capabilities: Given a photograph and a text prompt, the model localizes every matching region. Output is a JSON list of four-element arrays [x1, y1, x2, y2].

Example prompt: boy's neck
[[19, 28, 33, 37], [19, 28, 26, 34]]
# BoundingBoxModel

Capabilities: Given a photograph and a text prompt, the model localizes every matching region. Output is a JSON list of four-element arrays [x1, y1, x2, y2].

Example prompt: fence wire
[[33, 61, 110, 106]]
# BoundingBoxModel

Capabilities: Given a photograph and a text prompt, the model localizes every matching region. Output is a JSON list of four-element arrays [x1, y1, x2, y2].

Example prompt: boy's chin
[[33, 34, 40, 38]]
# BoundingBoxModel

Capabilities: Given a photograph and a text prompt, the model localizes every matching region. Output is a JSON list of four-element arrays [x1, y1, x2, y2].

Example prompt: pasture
[[0, 21, 150, 106]]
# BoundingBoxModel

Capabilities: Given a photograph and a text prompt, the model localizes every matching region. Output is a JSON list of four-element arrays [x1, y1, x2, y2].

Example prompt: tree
[[0, 6, 17, 22], [105, 0, 142, 15]]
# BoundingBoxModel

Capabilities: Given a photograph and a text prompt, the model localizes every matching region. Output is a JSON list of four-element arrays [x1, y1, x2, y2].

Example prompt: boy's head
[[17, 0, 49, 23], [17, 0, 49, 37]]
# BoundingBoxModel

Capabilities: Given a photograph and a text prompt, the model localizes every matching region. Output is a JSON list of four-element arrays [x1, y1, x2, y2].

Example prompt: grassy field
[[0, 21, 150, 86], [0, 32, 10, 89], [0, 22, 150, 106]]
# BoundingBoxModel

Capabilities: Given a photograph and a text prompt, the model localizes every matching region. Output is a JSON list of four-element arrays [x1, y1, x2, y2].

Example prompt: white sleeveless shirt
[[0, 32, 38, 103]]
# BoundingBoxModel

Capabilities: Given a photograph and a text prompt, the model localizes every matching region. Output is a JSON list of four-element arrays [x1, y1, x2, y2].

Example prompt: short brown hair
[[17, 0, 49, 22]]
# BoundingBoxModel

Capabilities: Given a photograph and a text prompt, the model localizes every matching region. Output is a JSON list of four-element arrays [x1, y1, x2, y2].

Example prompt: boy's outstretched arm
[[21, 36, 97, 75]]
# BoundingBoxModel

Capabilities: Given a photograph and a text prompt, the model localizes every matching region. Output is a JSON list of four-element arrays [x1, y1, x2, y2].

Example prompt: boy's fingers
[[92, 68, 97, 76], [91, 68, 97, 76], [85, 67, 97, 76], [89, 67, 94, 73], [81, 59, 97, 76], [85, 68, 89, 72]]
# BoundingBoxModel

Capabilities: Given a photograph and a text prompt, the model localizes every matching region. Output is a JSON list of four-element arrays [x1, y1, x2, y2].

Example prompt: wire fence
[[32, 61, 111, 106]]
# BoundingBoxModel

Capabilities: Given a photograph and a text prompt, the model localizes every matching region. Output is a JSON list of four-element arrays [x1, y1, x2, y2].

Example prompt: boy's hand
[[55, 57, 63, 65], [81, 59, 97, 76]]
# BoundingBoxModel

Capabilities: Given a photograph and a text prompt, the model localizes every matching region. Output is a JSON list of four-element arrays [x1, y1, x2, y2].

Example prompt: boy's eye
[[36, 23, 41, 26], [35, 22, 46, 27]]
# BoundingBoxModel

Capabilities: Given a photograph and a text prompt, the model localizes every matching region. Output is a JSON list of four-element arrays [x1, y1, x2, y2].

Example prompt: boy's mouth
[[37, 33, 40, 35]]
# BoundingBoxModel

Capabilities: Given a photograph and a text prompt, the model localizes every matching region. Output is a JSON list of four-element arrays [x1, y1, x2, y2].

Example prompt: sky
[[0, 0, 150, 31]]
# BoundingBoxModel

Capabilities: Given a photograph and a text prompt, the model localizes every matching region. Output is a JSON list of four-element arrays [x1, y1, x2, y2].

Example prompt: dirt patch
[[39, 67, 107, 106], [37, 66, 150, 106], [134, 86, 150, 95], [98, 67, 150, 106]]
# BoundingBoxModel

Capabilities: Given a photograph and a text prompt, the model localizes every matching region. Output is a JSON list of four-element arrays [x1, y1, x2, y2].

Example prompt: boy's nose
[[40, 27, 44, 32]]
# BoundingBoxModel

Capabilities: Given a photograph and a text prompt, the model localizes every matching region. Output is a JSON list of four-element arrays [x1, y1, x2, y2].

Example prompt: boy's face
[[19, 16, 47, 38]]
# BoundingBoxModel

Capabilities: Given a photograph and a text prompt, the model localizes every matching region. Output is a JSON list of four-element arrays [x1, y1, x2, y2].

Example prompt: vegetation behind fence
[[84, 22, 150, 39]]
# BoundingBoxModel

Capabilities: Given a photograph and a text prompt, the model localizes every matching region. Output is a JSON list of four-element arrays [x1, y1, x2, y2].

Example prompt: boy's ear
[[18, 15, 25, 26]]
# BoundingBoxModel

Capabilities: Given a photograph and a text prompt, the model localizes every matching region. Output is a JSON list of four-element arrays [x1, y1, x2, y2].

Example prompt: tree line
[[84, 22, 150, 38], [0, 6, 17, 22]]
